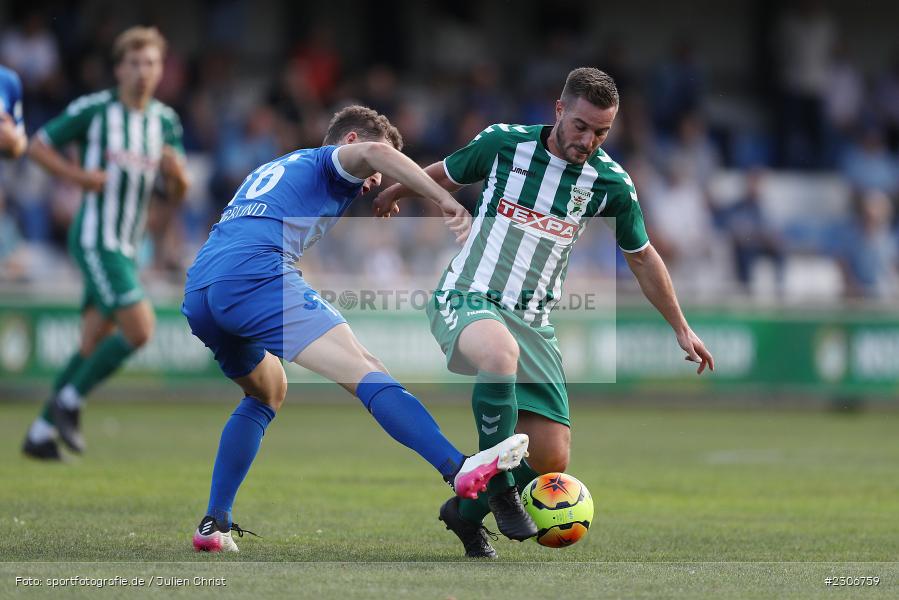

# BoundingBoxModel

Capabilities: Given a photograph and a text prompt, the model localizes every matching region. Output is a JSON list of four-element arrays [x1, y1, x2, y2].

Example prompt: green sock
[[68, 333, 135, 396], [458, 459, 541, 524], [472, 371, 518, 493], [54, 351, 86, 392], [459, 494, 491, 524], [40, 352, 86, 423], [512, 458, 540, 492]]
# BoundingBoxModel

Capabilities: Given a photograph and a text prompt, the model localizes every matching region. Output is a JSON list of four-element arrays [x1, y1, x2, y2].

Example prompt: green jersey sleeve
[[159, 106, 185, 155], [443, 125, 507, 185], [601, 178, 650, 253], [39, 93, 107, 148]]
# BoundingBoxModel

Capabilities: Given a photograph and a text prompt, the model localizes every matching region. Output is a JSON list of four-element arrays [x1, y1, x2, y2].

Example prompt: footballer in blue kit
[[0, 65, 27, 159], [183, 105, 531, 552]]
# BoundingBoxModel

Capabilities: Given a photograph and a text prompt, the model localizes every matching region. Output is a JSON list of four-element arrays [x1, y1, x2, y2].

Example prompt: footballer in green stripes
[[23, 26, 189, 461], [376, 67, 714, 557]]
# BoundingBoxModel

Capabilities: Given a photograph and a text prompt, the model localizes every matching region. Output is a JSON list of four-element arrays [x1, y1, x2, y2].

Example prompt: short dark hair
[[112, 26, 167, 65], [561, 67, 619, 109], [323, 105, 403, 150]]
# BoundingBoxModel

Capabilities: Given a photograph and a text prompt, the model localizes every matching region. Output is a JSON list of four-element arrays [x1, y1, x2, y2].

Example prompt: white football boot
[[453, 433, 529, 499]]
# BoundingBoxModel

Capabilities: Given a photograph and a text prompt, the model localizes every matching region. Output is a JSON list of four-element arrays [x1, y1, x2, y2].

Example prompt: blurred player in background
[[22, 27, 190, 460], [183, 105, 529, 552], [0, 65, 27, 159], [376, 67, 715, 557]]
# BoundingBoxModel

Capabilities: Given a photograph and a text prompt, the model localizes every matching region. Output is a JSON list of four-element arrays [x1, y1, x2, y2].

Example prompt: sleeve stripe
[[443, 161, 463, 186], [36, 129, 53, 146], [331, 146, 365, 184], [620, 239, 651, 254]]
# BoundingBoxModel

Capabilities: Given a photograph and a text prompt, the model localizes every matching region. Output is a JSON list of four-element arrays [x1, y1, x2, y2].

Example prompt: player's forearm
[[160, 146, 190, 203], [28, 138, 88, 185], [625, 244, 690, 334], [364, 147, 454, 205], [164, 165, 190, 203], [387, 162, 462, 200]]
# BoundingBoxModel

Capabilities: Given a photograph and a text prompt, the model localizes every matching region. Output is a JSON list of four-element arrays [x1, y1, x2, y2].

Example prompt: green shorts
[[426, 290, 570, 426], [69, 243, 144, 316]]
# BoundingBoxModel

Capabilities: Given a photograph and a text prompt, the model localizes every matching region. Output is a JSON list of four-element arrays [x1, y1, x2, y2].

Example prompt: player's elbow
[[27, 136, 50, 162]]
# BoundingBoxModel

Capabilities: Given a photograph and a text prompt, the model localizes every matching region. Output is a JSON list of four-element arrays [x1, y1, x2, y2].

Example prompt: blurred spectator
[[773, 0, 836, 168], [642, 156, 720, 294], [0, 9, 65, 128], [464, 63, 505, 119], [715, 169, 785, 292], [648, 39, 703, 137], [289, 26, 341, 104], [593, 39, 637, 98], [0, 10, 59, 93], [360, 64, 400, 117], [656, 112, 721, 186], [840, 127, 899, 196], [210, 104, 279, 211], [837, 190, 899, 299], [873, 48, 899, 153], [823, 39, 864, 165]]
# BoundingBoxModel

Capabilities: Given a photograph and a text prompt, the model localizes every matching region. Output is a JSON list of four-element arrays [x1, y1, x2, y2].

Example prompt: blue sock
[[207, 397, 276, 526], [356, 372, 464, 478]]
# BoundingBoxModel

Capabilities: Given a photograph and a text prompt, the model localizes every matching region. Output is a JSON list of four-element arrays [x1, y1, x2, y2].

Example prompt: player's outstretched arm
[[28, 136, 106, 192], [339, 143, 471, 241], [624, 244, 714, 374], [373, 161, 461, 217], [0, 113, 27, 159]]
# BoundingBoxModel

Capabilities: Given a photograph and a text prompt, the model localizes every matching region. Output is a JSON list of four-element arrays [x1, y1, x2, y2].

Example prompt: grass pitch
[[1, 393, 897, 598]]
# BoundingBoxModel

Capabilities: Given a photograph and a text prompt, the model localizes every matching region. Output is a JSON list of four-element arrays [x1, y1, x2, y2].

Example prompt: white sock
[[28, 418, 57, 443], [58, 384, 83, 410]]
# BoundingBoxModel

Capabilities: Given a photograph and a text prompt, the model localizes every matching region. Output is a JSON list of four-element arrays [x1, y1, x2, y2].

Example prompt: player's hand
[[0, 113, 23, 155], [373, 185, 401, 218], [78, 169, 107, 192], [438, 194, 471, 244], [160, 145, 184, 176], [676, 327, 714, 374]]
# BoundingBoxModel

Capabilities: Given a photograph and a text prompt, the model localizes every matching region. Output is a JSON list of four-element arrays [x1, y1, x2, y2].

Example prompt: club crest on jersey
[[497, 198, 576, 244], [567, 185, 593, 217]]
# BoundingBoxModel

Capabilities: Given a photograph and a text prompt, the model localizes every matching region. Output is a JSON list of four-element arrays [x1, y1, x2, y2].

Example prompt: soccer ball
[[521, 472, 594, 547]]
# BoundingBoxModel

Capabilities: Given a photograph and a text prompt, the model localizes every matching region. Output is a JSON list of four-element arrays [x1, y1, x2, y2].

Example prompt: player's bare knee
[[274, 373, 288, 409], [125, 328, 152, 349], [476, 344, 519, 375], [242, 381, 285, 411], [528, 448, 570, 474]]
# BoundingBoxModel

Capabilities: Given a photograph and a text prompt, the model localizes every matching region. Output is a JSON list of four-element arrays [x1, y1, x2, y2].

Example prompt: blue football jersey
[[185, 145, 363, 291], [0, 66, 24, 128]]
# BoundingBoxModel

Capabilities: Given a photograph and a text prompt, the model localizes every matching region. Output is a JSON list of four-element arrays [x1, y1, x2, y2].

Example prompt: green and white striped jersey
[[437, 123, 649, 328], [38, 88, 184, 259]]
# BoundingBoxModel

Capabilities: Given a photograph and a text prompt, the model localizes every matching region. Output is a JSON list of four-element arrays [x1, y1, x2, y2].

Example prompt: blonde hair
[[112, 26, 167, 65]]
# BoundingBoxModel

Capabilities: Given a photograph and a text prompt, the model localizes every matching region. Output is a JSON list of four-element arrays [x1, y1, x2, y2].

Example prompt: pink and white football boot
[[453, 433, 529, 500], [192, 516, 256, 552]]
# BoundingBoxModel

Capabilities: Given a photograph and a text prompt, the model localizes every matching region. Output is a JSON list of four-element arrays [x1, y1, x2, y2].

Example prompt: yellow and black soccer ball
[[521, 472, 594, 548]]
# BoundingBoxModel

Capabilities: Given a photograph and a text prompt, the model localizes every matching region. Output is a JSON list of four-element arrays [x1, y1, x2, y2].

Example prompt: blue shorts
[[182, 272, 346, 379]]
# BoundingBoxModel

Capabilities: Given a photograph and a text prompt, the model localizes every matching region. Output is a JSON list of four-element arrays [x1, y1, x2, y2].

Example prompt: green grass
[[1, 397, 898, 598]]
